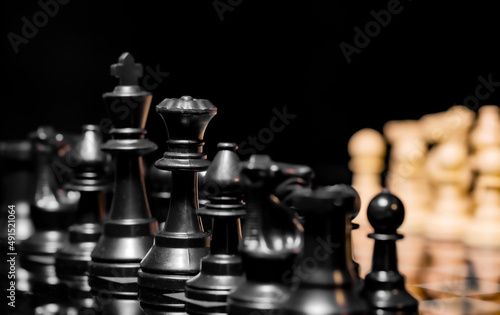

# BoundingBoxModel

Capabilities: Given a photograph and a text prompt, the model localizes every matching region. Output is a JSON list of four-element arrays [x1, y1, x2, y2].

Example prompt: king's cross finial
[[110, 52, 143, 86]]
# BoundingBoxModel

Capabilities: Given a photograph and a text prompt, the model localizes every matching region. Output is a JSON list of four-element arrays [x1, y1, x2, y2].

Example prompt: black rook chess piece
[[138, 96, 216, 314], [89, 53, 159, 315], [362, 190, 418, 315], [55, 125, 109, 312], [227, 155, 303, 315], [280, 184, 369, 315], [184, 143, 246, 315]]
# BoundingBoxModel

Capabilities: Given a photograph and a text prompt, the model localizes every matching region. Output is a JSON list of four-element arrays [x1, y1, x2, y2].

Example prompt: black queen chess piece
[[280, 184, 369, 315], [89, 53, 159, 315], [362, 190, 419, 315], [55, 125, 110, 312], [138, 96, 217, 314]]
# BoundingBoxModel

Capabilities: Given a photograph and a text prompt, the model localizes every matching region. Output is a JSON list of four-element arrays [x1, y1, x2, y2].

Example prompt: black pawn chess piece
[[20, 126, 78, 309], [280, 184, 369, 315], [362, 190, 418, 315], [55, 125, 109, 312], [227, 155, 303, 315], [184, 143, 246, 315], [89, 52, 159, 315], [138, 96, 216, 314]]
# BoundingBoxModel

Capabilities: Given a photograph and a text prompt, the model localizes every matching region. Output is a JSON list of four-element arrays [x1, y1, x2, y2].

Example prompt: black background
[[3, 0, 500, 184]]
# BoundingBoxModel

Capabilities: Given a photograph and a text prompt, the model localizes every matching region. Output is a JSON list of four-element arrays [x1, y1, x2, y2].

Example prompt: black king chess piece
[[281, 184, 369, 315], [55, 125, 109, 312], [138, 96, 216, 314], [183, 143, 246, 315], [362, 190, 418, 314], [227, 155, 303, 315], [89, 53, 159, 314], [20, 126, 78, 309]]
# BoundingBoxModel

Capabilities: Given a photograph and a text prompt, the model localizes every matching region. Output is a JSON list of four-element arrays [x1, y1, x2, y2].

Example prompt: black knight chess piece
[[89, 52, 159, 315], [183, 143, 246, 315], [362, 190, 418, 315], [227, 155, 303, 315], [55, 125, 110, 312], [138, 96, 216, 314], [280, 184, 369, 315]]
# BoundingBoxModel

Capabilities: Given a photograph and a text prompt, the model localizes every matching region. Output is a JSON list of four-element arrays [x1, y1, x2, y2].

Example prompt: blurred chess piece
[[20, 126, 78, 309], [348, 128, 386, 276], [55, 125, 109, 312], [469, 105, 500, 206], [465, 144, 500, 295], [421, 106, 474, 296], [384, 120, 428, 290]]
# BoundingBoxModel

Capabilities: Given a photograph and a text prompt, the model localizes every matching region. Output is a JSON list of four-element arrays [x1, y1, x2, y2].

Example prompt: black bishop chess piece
[[227, 155, 303, 315], [55, 125, 110, 313], [280, 184, 369, 315], [19, 126, 78, 311], [182, 142, 246, 315], [89, 52, 159, 315], [138, 95, 216, 314], [362, 190, 418, 315]]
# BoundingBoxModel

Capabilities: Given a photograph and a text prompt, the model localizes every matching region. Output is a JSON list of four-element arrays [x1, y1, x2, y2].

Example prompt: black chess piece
[[20, 126, 78, 309], [55, 125, 110, 312], [138, 95, 216, 314], [89, 52, 159, 315], [183, 142, 246, 315], [280, 184, 369, 315], [227, 155, 303, 315], [362, 190, 418, 315]]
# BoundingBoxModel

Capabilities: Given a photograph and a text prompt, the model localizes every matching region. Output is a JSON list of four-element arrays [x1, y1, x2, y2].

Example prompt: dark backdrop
[[3, 1, 500, 184]]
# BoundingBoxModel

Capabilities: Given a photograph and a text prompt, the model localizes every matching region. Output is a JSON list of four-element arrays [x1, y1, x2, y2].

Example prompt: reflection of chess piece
[[384, 120, 427, 289], [465, 146, 500, 295], [348, 128, 386, 276]]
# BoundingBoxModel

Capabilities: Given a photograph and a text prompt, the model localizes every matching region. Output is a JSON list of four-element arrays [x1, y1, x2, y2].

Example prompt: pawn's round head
[[367, 190, 405, 234]]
